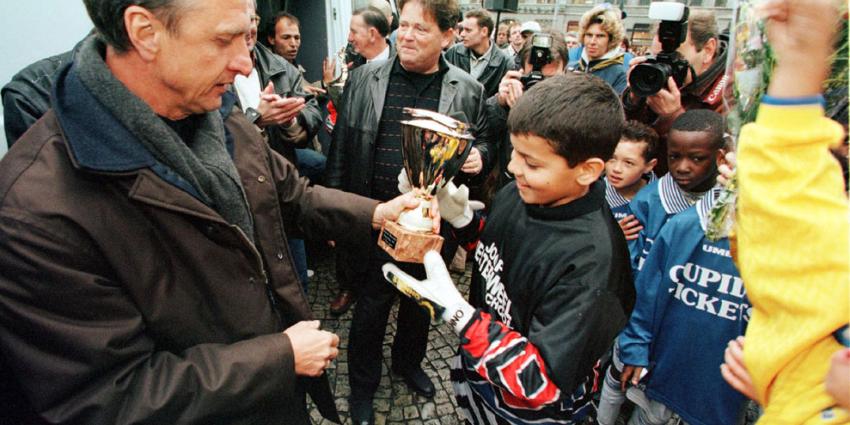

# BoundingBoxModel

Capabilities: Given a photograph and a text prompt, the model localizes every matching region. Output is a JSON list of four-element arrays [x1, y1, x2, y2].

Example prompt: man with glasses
[[232, 3, 321, 168]]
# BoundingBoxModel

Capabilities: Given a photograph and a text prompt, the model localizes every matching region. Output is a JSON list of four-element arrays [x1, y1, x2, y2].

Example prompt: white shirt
[[367, 44, 391, 63], [469, 43, 493, 80], [233, 68, 261, 111]]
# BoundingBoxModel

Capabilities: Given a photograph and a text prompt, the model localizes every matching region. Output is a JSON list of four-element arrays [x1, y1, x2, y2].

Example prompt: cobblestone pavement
[[305, 253, 470, 425], [304, 251, 761, 425]]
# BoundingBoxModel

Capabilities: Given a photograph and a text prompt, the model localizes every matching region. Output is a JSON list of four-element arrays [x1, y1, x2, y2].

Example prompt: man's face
[[496, 27, 509, 46], [565, 36, 579, 50], [347, 15, 372, 56], [522, 58, 565, 77], [507, 133, 588, 207], [667, 129, 721, 192], [245, 2, 259, 51], [396, 1, 453, 74], [154, 0, 252, 117], [509, 26, 523, 49], [583, 23, 610, 60], [677, 31, 712, 77], [460, 17, 488, 51], [270, 18, 301, 62]]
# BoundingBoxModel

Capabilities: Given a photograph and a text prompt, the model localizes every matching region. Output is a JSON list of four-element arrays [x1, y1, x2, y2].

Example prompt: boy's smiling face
[[508, 133, 602, 207], [667, 129, 723, 192]]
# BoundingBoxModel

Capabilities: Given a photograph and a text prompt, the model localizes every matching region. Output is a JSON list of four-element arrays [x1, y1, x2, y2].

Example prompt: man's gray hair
[[83, 0, 194, 52]]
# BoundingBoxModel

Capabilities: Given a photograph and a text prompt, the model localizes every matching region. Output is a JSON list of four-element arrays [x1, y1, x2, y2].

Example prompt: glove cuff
[[447, 205, 474, 228], [446, 303, 476, 334]]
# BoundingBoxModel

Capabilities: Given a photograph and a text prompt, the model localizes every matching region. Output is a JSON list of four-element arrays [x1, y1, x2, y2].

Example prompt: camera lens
[[629, 62, 671, 97]]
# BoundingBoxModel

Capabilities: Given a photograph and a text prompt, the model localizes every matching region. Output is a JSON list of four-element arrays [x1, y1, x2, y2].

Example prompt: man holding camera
[[488, 31, 568, 190], [623, 7, 728, 175]]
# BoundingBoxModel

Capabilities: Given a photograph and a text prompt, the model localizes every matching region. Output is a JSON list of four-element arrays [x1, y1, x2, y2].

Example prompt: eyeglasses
[[251, 15, 261, 24]]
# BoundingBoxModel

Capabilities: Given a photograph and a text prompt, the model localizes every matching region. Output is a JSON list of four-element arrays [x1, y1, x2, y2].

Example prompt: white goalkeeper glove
[[382, 251, 475, 333]]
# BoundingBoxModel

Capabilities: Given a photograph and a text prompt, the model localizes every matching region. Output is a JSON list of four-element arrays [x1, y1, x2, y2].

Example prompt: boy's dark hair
[[399, 0, 460, 32], [353, 7, 391, 37], [465, 9, 494, 37], [508, 73, 625, 167], [621, 120, 658, 162], [269, 11, 300, 35], [670, 109, 726, 150]]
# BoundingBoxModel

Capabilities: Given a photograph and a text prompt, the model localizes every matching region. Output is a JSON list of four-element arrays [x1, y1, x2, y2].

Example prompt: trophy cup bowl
[[378, 108, 474, 263]]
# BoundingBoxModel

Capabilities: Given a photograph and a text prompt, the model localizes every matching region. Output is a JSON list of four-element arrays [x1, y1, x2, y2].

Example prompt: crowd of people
[[0, 0, 847, 424]]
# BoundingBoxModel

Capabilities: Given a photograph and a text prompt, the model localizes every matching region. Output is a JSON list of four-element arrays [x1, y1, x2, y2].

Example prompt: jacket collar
[[525, 179, 607, 221], [604, 176, 630, 209], [658, 173, 697, 215], [367, 55, 459, 119], [52, 60, 238, 175], [696, 185, 723, 233], [253, 43, 289, 82]]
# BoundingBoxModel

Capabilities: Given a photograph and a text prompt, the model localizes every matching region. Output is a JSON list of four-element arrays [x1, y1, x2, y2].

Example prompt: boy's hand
[[826, 348, 850, 410], [717, 152, 737, 187], [382, 251, 475, 333], [760, 0, 840, 97], [436, 181, 485, 228], [617, 215, 643, 241], [721, 336, 758, 401], [620, 365, 645, 391]]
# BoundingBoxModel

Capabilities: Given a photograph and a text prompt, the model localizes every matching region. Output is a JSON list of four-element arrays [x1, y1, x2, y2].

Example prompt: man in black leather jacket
[[443, 8, 513, 98], [2, 45, 79, 147], [325, 1, 493, 423], [230, 1, 321, 166]]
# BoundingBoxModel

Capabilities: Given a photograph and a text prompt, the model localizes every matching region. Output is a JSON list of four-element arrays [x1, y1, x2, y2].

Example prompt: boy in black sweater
[[384, 73, 635, 424]]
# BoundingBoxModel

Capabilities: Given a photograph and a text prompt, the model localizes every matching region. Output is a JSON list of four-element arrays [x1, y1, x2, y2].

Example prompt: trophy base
[[378, 220, 444, 264]]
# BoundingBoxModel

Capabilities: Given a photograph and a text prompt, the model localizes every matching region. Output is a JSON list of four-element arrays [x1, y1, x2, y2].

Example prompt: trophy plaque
[[378, 108, 473, 263]]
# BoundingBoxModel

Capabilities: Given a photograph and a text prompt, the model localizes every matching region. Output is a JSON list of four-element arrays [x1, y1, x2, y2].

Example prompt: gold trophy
[[378, 108, 473, 263]]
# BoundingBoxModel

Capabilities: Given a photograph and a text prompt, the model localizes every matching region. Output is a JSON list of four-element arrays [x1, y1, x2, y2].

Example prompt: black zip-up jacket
[[443, 42, 514, 98]]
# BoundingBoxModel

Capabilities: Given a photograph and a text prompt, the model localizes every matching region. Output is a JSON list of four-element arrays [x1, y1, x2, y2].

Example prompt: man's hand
[[497, 70, 524, 108], [646, 77, 684, 118], [304, 85, 327, 96], [617, 215, 643, 241], [620, 365, 645, 391], [322, 56, 338, 86], [461, 147, 483, 175], [372, 191, 440, 233], [283, 320, 339, 377], [760, 0, 839, 98], [256, 82, 306, 128], [382, 251, 475, 333], [720, 336, 758, 401]]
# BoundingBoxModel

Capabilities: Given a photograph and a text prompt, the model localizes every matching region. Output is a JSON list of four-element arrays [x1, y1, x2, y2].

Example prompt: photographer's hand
[[646, 77, 684, 119], [497, 70, 524, 108]]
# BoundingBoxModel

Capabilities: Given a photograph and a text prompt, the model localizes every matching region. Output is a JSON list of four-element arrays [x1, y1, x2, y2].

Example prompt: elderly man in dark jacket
[[325, 0, 493, 423], [0, 1, 422, 424]]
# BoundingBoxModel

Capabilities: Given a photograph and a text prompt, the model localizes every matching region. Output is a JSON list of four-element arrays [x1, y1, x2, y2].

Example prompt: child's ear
[[643, 158, 658, 174], [577, 158, 605, 186], [715, 148, 727, 167]]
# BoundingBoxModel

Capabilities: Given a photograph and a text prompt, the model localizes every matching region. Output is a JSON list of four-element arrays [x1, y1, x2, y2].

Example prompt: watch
[[245, 107, 262, 124]]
